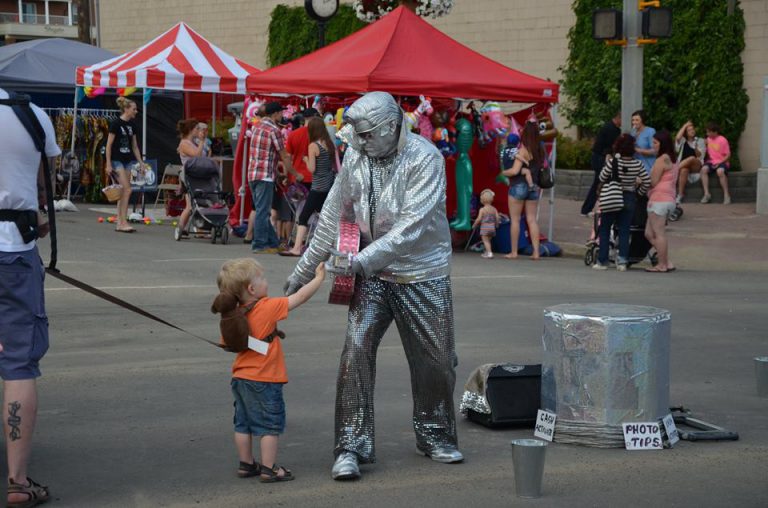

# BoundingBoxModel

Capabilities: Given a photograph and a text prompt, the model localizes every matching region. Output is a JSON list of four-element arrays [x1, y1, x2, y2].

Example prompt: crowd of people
[[579, 109, 734, 274]]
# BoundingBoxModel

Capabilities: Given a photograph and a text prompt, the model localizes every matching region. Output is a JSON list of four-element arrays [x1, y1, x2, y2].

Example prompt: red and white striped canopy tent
[[76, 22, 259, 94]]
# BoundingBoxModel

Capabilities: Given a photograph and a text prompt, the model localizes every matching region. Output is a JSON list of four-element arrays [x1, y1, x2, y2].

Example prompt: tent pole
[[142, 88, 147, 159], [67, 88, 79, 201], [548, 104, 558, 242], [212, 93, 216, 137], [239, 149, 247, 225]]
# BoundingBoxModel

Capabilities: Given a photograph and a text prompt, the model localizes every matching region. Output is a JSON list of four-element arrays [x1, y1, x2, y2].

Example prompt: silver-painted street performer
[[284, 92, 462, 480]]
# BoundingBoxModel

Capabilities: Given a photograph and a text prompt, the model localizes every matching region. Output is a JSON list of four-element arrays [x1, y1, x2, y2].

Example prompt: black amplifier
[[466, 364, 542, 428]]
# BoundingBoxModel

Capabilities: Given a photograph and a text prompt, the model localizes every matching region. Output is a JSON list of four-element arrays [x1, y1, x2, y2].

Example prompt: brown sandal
[[260, 464, 294, 483], [237, 461, 262, 478], [8, 477, 49, 508]]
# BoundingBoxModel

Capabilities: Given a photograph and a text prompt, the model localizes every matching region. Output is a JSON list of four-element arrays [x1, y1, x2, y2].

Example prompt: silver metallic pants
[[334, 276, 458, 463]]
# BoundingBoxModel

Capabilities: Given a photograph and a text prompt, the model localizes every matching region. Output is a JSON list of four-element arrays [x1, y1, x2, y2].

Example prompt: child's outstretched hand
[[314, 262, 326, 280]]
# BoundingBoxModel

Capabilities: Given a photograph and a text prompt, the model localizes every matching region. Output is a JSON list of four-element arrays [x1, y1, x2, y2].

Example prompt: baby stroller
[[584, 197, 658, 267], [174, 158, 231, 244]]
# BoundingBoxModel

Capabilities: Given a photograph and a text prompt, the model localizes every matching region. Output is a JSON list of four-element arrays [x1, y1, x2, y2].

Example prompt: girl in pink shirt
[[645, 131, 678, 273]]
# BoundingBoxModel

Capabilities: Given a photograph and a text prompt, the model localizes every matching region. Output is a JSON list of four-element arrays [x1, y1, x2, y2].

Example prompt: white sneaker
[[481, 252, 493, 259], [592, 263, 608, 270], [700, 194, 711, 204], [723, 196, 731, 205], [617, 264, 627, 272]]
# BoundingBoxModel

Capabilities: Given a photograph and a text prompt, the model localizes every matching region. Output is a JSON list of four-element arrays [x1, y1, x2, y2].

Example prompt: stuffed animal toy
[[468, 102, 490, 148], [530, 110, 558, 141], [480, 101, 510, 140], [404, 95, 433, 134], [325, 112, 338, 142], [431, 110, 455, 156], [210, 292, 250, 352], [244, 99, 263, 138]]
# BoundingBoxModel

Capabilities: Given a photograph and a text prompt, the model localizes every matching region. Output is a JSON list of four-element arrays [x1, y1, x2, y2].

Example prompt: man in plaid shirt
[[247, 102, 301, 253]]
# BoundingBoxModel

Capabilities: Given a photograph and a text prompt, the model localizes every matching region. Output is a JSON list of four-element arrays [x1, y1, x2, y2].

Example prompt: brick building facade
[[97, 0, 767, 171]]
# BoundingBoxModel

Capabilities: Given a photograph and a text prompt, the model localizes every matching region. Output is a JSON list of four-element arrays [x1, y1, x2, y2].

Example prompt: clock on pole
[[305, 0, 339, 47]]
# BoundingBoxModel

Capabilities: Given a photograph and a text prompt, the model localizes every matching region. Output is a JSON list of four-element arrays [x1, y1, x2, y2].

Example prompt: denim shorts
[[508, 182, 539, 201], [703, 162, 728, 173], [647, 201, 676, 218], [231, 378, 286, 436], [112, 160, 136, 172], [0, 248, 49, 380]]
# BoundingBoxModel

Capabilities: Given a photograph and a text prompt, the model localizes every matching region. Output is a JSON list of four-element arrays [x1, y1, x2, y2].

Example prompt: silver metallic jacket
[[290, 120, 452, 286]]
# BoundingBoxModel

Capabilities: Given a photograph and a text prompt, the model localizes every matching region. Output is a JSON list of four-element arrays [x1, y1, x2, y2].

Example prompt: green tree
[[267, 4, 367, 68], [560, 0, 748, 168]]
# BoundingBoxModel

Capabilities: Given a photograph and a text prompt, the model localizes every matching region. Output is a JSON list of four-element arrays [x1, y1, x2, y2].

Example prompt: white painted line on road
[[453, 275, 529, 279], [46, 284, 215, 292], [151, 258, 234, 262]]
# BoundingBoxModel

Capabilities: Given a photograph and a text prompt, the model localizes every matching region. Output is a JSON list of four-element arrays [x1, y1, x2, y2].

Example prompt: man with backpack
[[0, 87, 61, 507]]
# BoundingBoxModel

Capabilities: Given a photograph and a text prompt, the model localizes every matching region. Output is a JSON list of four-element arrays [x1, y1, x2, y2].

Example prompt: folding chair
[[154, 164, 182, 207]]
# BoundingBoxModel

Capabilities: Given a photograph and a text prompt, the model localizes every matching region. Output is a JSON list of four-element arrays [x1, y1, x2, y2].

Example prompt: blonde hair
[[217, 258, 264, 300], [116, 96, 137, 113], [480, 189, 495, 205]]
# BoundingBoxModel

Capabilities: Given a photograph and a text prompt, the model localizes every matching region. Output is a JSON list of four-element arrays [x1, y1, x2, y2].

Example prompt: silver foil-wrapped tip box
[[541, 304, 671, 425]]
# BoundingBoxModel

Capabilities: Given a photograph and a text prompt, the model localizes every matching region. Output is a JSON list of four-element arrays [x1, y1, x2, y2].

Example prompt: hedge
[[267, 4, 366, 68], [560, 0, 748, 169]]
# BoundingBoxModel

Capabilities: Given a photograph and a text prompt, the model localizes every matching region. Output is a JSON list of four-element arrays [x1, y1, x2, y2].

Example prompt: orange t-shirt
[[231, 296, 289, 383]]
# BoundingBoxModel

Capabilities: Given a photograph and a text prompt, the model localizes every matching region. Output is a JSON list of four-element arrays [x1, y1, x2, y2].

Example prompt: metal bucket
[[510, 439, 548, 498], [755, 356, 768, 397]]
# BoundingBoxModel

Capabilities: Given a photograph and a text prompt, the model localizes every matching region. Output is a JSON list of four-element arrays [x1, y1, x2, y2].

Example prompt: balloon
[[449, 118, 474, 231]]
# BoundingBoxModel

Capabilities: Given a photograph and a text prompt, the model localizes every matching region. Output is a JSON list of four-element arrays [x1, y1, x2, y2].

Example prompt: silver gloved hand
[[283, 275, 304, 296]]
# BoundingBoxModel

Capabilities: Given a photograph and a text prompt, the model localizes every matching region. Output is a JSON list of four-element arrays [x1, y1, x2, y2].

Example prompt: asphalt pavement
[[17, 200, 768, 507]]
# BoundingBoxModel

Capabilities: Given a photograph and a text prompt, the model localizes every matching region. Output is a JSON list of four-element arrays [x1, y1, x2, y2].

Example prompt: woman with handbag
[[593, 134, 651, 271], [501, 121, 543, 260]]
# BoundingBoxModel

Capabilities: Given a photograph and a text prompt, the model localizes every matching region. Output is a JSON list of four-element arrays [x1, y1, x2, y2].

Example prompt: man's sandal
[[260, 464, 294, 483], [237, 461, 262, 478], [8, 477, 49, 508]]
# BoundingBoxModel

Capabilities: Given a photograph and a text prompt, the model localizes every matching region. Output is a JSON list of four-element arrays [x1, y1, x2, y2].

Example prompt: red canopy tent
[[246, 6, 558, 103], [242, 6, 561, 239]]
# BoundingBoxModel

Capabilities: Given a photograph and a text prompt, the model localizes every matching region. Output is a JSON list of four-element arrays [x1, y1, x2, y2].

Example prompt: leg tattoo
[[8, 401, 22, 441]]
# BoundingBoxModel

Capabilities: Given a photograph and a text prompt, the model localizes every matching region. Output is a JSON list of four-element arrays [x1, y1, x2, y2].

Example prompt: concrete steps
[[554, 169, 757, 203]]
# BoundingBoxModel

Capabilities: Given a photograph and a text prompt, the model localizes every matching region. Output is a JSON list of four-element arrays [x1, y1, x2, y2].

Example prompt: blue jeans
[[598, 192, 636, 265], [249, 179, 279, 250]]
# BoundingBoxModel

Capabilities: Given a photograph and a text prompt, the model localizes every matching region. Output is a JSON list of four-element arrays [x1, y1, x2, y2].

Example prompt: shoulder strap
[[0, 93, 58, 270]]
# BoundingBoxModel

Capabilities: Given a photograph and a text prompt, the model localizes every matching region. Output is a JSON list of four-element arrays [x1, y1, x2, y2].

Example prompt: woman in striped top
[[282, 117, 337, 256], [594, 133, 651, 271]]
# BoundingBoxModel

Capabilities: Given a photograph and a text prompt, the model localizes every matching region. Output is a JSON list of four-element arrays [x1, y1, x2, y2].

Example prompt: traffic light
[[642, 7, 673, 38], [592, 9, 623, 40]]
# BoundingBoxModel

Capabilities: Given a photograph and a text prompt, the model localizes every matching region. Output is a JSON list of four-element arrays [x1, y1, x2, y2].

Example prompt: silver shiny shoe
[[424, 446, 464, 464], [331, 451, 361, 480]]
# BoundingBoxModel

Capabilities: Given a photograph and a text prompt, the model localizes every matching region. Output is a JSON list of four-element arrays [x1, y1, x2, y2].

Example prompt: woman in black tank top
[[281, 117, 338, 256], [674, 121, 704, 202]]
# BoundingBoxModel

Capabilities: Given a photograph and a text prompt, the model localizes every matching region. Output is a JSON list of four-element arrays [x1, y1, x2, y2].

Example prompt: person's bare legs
[[505, 197, 524, 259], [178, 194, 192, 232], [5, 379, 39, 504], [287, 225, 308, 255], [717, 168, 731, 203], [481, 235, 493, 257], [115, 169, 132, 229], [677, 156, 700, 200], [647, 213, 669, 270], [258, 435, 288, 478], [524, 199, 540, 260], [700, 165, 711, 201], [234, 432, 254, 464], [244, 211, 255, 242]]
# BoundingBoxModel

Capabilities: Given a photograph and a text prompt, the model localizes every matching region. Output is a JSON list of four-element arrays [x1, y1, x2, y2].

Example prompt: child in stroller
[[585, 196, 658, 268], [174, 157, 231, 244]]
